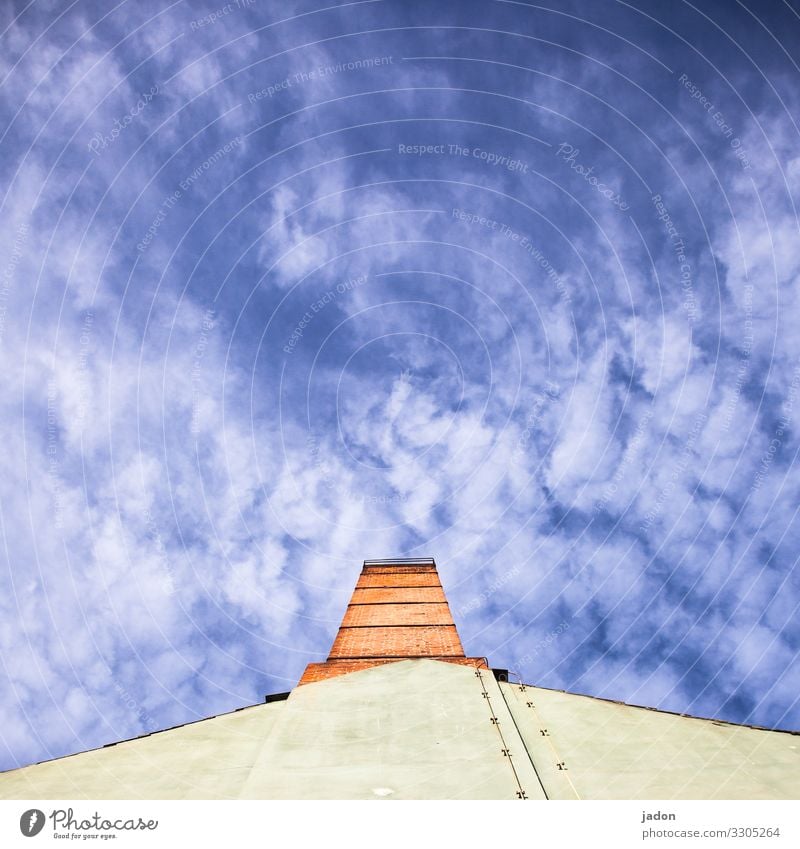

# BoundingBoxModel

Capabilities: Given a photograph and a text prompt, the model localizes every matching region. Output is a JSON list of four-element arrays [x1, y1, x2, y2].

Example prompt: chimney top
[[362, 557, 436, 567]]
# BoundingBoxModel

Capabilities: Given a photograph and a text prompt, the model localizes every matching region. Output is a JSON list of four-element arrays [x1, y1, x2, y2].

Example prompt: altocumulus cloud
[[0, 0, 798, 770]]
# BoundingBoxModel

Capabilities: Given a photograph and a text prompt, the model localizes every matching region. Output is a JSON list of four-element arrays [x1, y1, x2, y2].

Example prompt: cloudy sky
[[1, 0, 799, 771]]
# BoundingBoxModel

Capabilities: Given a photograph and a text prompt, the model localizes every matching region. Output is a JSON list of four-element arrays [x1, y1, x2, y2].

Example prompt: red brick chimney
[[299, 558, 488, 684]]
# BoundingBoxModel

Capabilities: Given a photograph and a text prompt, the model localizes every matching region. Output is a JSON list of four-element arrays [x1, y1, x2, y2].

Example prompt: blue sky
[[1, 0, 799, 770]]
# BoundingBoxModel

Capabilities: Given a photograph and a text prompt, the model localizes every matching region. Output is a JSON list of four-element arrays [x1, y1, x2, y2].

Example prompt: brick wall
[[330, 624, 464, 658], [357, 571, 442, 587], [351, 586, 446, 604], [342, 602, 453, 627]]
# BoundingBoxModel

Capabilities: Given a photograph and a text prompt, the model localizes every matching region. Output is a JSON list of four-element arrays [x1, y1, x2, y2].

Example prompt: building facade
[[0, 559, 797, 799]]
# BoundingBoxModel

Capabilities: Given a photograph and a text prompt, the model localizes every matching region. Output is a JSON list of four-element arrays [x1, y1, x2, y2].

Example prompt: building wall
[[0, 659, 797, 800], [0, 701, 286, 800], [238, 659, 540, 799], [500, 680, 800, 800], [0, 660, 536, 800]]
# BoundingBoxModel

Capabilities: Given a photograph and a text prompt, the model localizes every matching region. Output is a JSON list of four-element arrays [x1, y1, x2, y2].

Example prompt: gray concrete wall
[[500, 681, 800, 799], [0, 701, 285, 799], [239, 659, 540, 799], [0, 660, 534, 800], [1, 660, 796, 799]]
